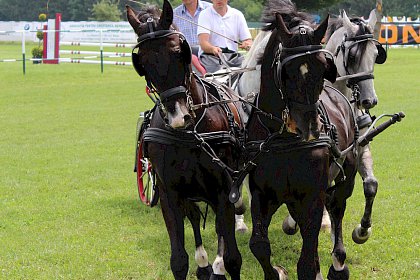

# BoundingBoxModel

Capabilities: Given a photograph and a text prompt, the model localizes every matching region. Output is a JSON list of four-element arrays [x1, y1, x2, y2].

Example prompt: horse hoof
[[196, 265, 213, 280], [273, 265, 288, 280], [352, 224, 372, 244], [282, 215, 299, 235], [235, 214, 248, 233], [209, 273, 227, 280], [327, 264, 349, 280]]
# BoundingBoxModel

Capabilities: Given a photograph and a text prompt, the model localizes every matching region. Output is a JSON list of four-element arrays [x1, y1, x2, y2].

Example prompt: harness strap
[[143, 128, 239, 147], [347, 73, 374, 85], [160, 86, 187, 103], [136, 30, 181, 45], [289, 100, 320, 112], [335, 71, 374, 82]]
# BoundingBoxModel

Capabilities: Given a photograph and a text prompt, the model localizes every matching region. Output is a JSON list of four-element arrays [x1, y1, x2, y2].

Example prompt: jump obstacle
[[1, 14, 135, 74]]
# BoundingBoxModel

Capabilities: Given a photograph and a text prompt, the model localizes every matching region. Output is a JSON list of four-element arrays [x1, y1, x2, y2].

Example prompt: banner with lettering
[[379, 23, 420, 45]]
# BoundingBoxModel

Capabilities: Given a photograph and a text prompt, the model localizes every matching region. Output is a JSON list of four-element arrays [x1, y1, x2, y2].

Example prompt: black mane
[[136, 5, 160, 23], [261, 0, 314, 31]]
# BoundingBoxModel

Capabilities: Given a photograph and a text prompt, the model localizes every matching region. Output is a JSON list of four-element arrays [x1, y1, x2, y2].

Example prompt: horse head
[[265, 13, 335, 141], [326, 10, 387, 110], [127, 0, 195, 129]]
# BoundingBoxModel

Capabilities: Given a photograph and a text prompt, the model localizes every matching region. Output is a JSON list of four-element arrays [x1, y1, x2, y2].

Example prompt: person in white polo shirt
[[197, 0, 252, 73]]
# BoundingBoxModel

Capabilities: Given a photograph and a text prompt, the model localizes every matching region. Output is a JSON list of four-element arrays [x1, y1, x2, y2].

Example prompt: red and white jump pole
[[43, 13, 61, 64]]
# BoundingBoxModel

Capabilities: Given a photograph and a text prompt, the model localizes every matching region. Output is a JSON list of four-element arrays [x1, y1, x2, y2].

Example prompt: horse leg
[[249, 190, 286, 280], [282, 213, 299, 235], [234, 193, 248, 233], [283, 206, 330, 235], [185, 202, 213, 280], [210, 236, 227, 280], [321, 206, 332, 232], [291, 191, 325, 279], [352, 145, 377, 244], [211, 197, 242, 280], [326, 175, 355, 280], [159, 188, 189, 280]]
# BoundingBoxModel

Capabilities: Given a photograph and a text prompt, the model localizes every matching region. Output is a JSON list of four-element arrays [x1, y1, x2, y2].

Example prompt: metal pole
[[374, 0, 383, 40], [100, 30, 104, 73], [22, 31, 26, 75]]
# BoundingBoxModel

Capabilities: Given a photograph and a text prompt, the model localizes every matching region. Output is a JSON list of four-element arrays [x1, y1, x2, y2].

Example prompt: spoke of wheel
[[145, 175, 151, 203]]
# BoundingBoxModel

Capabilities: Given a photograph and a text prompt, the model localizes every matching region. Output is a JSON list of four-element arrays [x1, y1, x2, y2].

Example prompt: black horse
[[242, 0, 357, 279], [127, 1, 245, 279]]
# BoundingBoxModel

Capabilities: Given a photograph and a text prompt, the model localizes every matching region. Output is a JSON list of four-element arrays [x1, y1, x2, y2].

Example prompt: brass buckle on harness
[[282, 107, 289, 123]]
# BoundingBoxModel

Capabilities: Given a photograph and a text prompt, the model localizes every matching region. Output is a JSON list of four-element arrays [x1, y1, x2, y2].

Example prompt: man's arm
[[198, 33, 222, 56], [239, 38, 252, 51]]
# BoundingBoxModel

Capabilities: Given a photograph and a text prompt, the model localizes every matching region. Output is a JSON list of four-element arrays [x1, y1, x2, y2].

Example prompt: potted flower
[[31, 46, 43, 64], [31, 13, 47, 64]]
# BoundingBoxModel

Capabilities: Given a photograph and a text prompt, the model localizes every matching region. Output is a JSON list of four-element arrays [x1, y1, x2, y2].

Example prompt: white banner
[[60, 22, 136, 43], [0, 21, 137, 43]]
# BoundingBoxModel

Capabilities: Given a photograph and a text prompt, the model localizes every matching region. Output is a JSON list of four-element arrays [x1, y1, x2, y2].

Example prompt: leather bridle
[[272, 28, 334, 124], [131, 18, 194, 113], [334, 21, 387, 88]]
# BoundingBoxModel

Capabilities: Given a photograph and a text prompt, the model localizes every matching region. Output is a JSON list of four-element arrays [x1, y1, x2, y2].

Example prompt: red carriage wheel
[[136, 139, 157, 206]]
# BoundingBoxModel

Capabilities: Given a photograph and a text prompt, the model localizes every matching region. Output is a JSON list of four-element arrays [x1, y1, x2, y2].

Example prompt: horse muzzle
[[167, 112, 195, 130], [359, 97, 378, 110]]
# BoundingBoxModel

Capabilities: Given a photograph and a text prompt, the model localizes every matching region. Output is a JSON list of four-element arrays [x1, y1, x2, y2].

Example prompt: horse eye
[[166, 102, 176, 113]]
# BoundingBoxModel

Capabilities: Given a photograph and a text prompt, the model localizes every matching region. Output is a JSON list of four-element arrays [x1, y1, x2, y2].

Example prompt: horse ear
[[275, 13, 292, 43], [126, 5, 141, 32], [314, 14, 329, 44], [324, 57, 337, 83], [367, 9, 377, 31], [342, 10, 357, 35], [159, 0, 173, 30]]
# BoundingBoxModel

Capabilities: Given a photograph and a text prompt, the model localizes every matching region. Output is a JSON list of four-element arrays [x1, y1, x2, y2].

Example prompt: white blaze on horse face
[[354, 42, 378, 109], [300, 63, 309, 79], [166, 100, 190, 129], [195, 245, 209, 268]]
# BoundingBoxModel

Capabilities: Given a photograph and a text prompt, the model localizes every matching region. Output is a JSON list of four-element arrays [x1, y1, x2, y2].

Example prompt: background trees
[[90, 0, 121, 21], [0, 0, 418, 21], [321, 0, 419, 19]]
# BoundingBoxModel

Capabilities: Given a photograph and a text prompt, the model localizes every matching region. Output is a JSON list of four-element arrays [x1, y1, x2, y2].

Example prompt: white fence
[[0, 21, 136, 43]]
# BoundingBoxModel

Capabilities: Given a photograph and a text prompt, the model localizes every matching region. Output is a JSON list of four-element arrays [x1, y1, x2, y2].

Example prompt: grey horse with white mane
[[323, 9, 387, 243]]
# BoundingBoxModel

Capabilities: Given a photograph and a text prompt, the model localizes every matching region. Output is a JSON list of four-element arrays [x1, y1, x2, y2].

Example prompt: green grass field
[[0, 43, 419, 279]]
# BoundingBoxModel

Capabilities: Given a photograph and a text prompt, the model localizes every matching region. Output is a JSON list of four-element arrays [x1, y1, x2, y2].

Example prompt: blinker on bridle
[[335, 21, 387, 88]]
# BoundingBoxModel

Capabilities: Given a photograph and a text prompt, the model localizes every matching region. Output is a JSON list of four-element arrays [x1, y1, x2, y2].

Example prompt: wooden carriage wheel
[[136, 138, 158, 206]]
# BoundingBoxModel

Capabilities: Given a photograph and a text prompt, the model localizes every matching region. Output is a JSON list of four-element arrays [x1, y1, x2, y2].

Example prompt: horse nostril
[[184, 114, 192, 122], [362, 99, 374, 109]]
